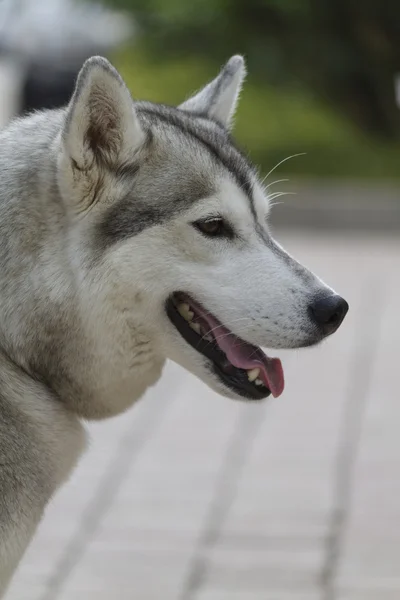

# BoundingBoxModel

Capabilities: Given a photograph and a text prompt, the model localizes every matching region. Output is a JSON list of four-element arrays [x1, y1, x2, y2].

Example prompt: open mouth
[[166, 292, 284, 401]]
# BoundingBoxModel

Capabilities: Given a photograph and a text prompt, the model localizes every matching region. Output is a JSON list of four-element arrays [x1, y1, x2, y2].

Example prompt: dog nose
[[309, 294, 349, 335]]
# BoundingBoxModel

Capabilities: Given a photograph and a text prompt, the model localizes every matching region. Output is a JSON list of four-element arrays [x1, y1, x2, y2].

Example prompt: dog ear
[[179, 55, 246, 129], [62, 56, 144, 169]]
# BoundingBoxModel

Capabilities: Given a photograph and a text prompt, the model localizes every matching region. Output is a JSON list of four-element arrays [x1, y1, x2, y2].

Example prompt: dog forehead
[[137, 104, 255, 196], [96, 107, 259, 249], [215, 176, 256, 217]]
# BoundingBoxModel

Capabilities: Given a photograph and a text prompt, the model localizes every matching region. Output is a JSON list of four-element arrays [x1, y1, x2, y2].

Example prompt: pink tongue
[[186, 296, 284, 398], [214, 325, 284, 398]]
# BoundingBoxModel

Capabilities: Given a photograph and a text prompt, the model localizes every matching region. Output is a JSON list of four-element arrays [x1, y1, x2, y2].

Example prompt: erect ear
[[62, 56, 144, 169], [179, 55, 246, 129]]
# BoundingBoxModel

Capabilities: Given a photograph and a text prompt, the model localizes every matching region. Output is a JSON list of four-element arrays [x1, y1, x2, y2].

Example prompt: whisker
[[199, 321, 256, 351], [203, 327, 262, 347], [196, 316, 252, 345], [248, 347, 264, 360], [268, 201, 284, 209], [263, 153, 306, 182], [198, 315, 252, 328], [199, 317, 253, 339], [268, 191, 297, 202], [260, 176, 289, 188]]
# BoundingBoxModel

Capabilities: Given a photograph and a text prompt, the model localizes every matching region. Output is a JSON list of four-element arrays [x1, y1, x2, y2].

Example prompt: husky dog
[[0, 55, 348, 593]]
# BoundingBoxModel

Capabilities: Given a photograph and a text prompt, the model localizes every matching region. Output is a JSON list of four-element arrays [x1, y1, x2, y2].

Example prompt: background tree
[[107, 0, 400, 140]]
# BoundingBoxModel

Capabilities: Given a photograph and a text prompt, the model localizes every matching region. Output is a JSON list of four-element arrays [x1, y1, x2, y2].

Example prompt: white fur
[[179, 55, 246, 127], [59, 56, 145, 213], [0, 56, 345, 593]]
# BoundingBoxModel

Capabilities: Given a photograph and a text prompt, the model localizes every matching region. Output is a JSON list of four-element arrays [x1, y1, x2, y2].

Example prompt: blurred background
[[3, 1, 400, 600], [1, 0, 400, 179]]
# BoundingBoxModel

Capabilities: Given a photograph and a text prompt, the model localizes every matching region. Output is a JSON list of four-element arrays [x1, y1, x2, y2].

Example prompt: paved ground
[[5, 230, 400, 600]]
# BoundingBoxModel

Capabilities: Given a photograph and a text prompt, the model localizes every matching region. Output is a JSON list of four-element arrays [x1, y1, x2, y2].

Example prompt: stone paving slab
[[335, 271, 400, 600], [195, 593, 321, 600], [5, 231, 400, 600]]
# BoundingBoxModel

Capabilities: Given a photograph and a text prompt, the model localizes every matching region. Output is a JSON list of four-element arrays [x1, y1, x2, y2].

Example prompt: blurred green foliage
[[102, 0, 400, 178], [113, 44, 400, 179], [109, 0, 400, 136]]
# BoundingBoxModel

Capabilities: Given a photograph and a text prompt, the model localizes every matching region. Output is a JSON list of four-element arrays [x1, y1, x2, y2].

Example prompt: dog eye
[[194, 218, 227, 237]]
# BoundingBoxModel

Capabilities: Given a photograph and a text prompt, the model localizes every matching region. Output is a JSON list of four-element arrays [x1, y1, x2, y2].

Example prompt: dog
[[0, 54, 348, 593]]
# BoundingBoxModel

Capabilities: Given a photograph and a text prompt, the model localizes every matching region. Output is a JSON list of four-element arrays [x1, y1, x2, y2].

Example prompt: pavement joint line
[[38, 392, 174, 600], [179, 402, 267, 600], [321, 277, 386, 600]]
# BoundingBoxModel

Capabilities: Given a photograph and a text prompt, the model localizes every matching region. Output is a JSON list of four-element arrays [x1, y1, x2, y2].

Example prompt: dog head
[[57, 56, 348, 402]]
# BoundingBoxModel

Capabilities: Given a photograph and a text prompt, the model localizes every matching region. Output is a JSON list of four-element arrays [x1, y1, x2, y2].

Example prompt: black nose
[[309, 294, 349, 336]]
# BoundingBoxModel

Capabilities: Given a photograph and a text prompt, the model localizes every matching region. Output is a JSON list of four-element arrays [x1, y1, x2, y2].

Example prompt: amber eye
[[194, 218, 226, 237]]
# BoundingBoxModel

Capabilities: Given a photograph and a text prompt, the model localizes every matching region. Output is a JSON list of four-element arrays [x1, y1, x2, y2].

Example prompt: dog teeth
[[204, 333, 213, 342], [247, 368, 260, 382], [189, 322, 201, 334], [255, 378, 264, 386], [177, 302, 203, 335], [178, 303, 194, 321]]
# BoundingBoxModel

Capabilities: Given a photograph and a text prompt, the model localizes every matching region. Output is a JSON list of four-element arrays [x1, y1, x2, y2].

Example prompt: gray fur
[[179, 55, 246, 128], [97, 103, 254, 247], [0, 55, 346, 593]]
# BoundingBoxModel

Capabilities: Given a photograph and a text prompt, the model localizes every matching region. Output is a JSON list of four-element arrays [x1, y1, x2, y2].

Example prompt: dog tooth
[[178, 303, 194, 321], [204, 333, 213, 342], [189, 322, 201, 334], [255, 378, 264, 386], [177, 302, 190, 315], [247, 368, 260, 382]]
